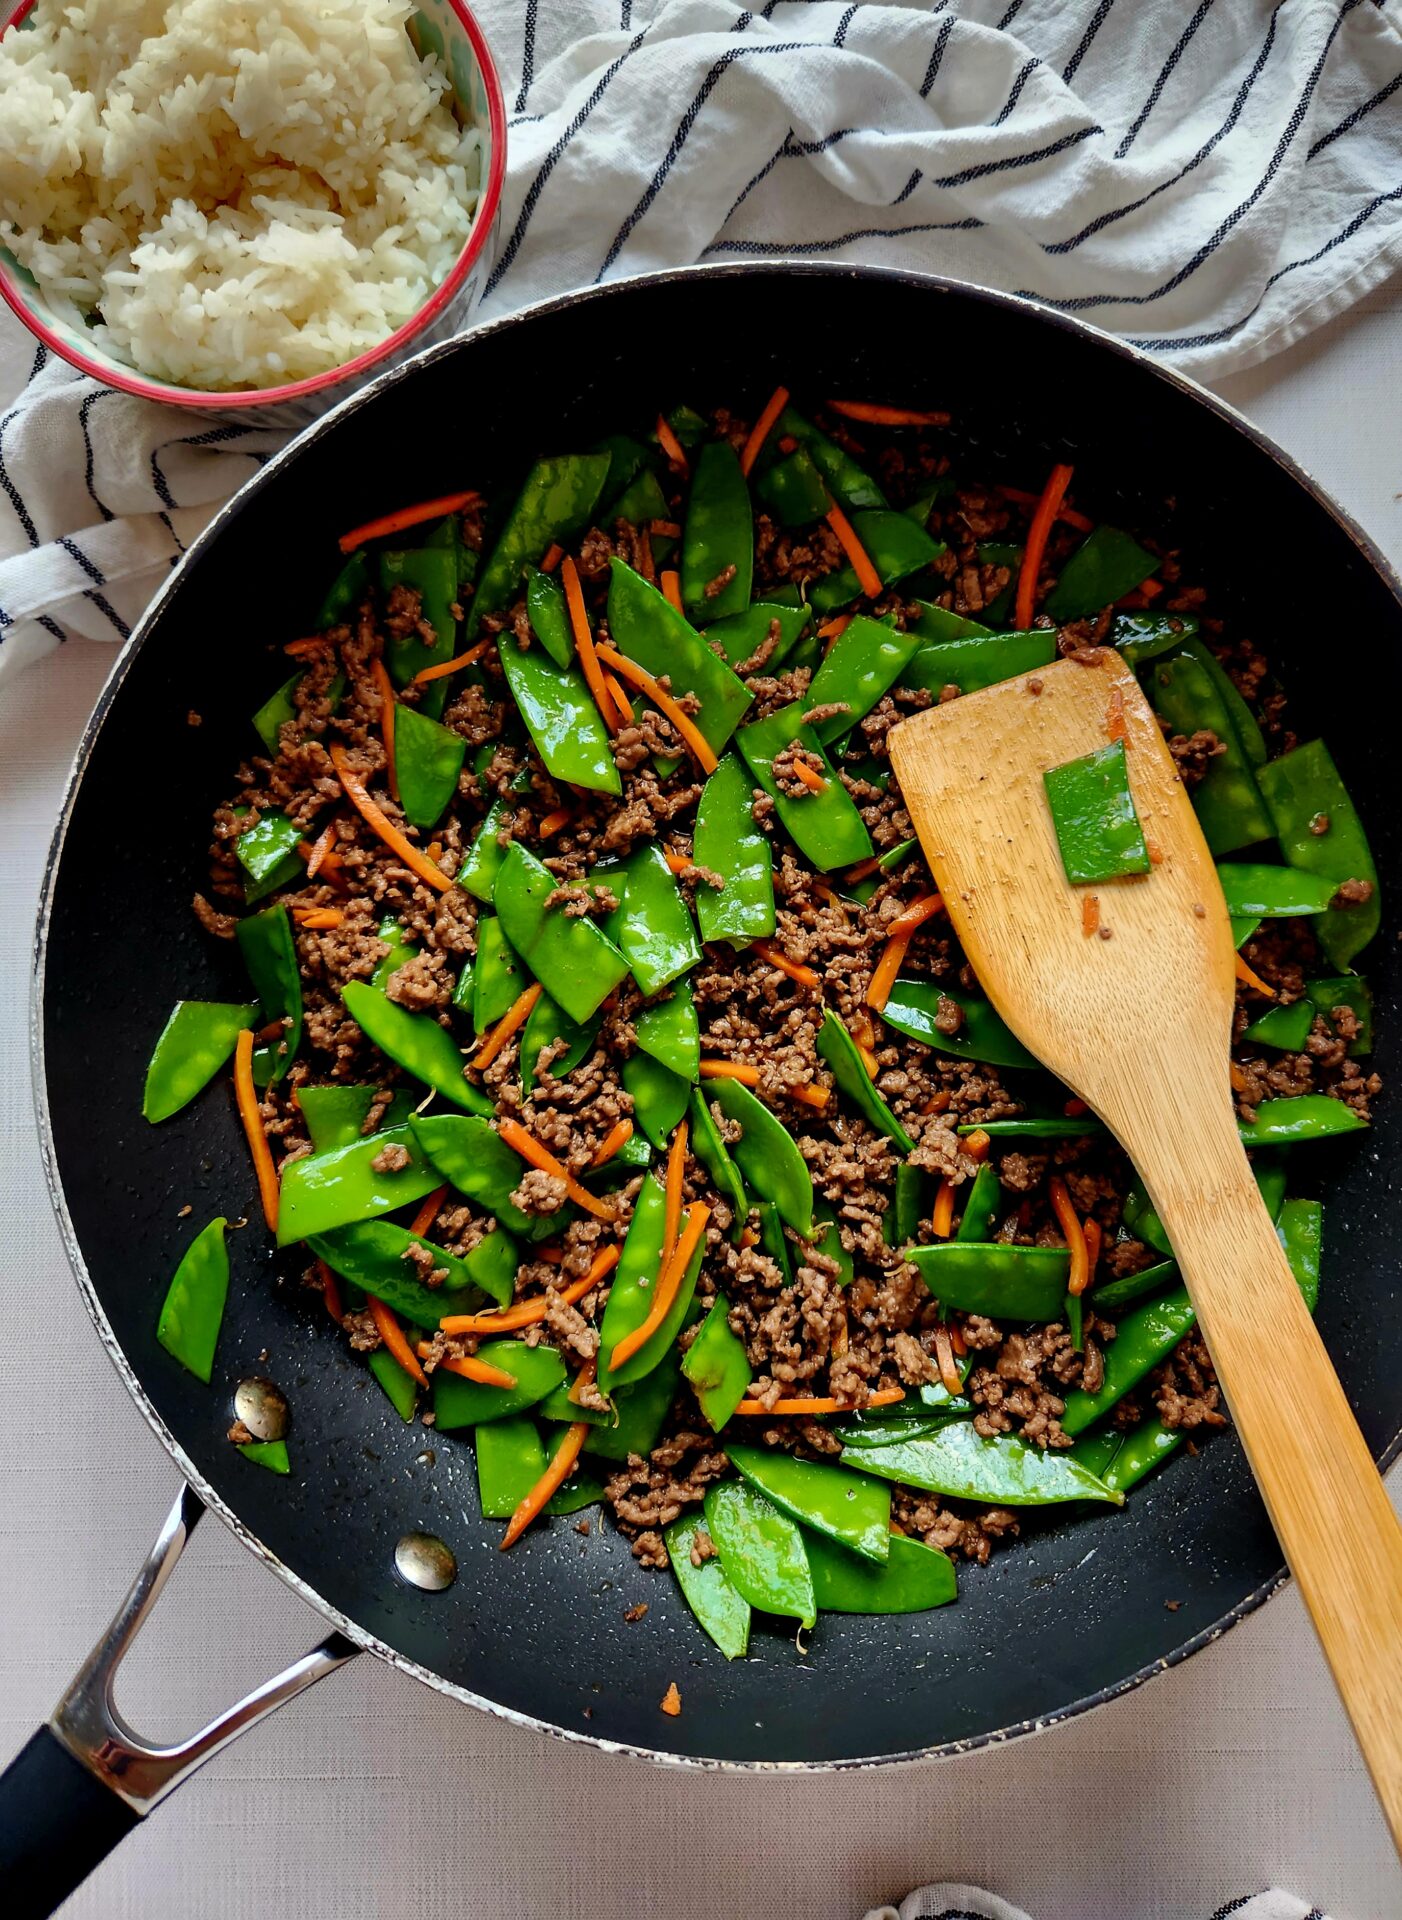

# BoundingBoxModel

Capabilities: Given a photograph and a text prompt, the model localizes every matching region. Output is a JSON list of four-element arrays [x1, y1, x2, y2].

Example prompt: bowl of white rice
[[0, 0, 505, 424]]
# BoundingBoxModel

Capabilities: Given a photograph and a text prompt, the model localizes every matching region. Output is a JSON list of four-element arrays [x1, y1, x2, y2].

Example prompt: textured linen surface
[[3, 0, 1402, 679], [862, 1889, 1332, 1920]]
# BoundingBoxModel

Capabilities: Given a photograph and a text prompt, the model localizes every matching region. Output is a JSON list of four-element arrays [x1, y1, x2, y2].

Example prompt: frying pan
[[5, 265, 1401, 1914]]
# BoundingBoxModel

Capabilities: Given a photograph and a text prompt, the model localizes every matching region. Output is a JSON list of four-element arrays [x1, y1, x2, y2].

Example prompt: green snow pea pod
[[1044, 526, 1157, 623], [916, 1365, 973, 1414], [421, 512, 478, 591], [295, 1084, 412, 1153], [805, 1530, 957, 1615], [582, 1355, 682, 1459], [341, 980, 488, 1114], [772, 406, 885, 511], [842, 834, 916, 906], [537, 1378, 612, 1428], [1110, 610, 1198, 667], [1256, 739, 1380, 968], [757, 1201, 794, 1285], [1069, 1428, 1125, 1482], [809, 1201, 854, 1288], [908, 1243, 1070, 1322], [371, 916, 416, 991], [908, 603, 992, 643], [252, 673, 302, 757], [703, 1479, 816, 1627], [693, 753, 776, 948], [880, 979, 1037, 1071], [597, 1175, 703, 1391], [1044, 740, 1151, 884], [368, 1348, 419, 1421], [1242, 1000, 1316, 1051], [1215, 862, 1337, 919], [493, 841, 629, 1025], [1306, 977, 1372, 1054], [310, 1217, 515, 1318], [727, 1443, 891, 1563], [1102, 1418, 1180, 1493], [704, 602, 810, 672], [595, 432, 652, 512], [623, 1051, 691, 1150], [635, 978, 700, 1081], [754, 446, 831, 526], [661, 403, 710, 448], [606, 560, 753, 756], [610, 466, 670, 527], [1121, 1155, 1284, 1262], [1061, 1286, 1196, 1435], [803, 616, 922, 743], [1237, 1094, 1367, 1147], [1231, 916, 1262, 949], [457, 796, 514, 903], [524, 566, 573, 667], [156, 1218, 229, 1383], [542, 1427, 607, 1513], [807, 512, 945, 616], [955, 1160, 1003, 1242], [816, 1008, 915, 1154], [892, 1161, 929, 1246], [1178, 636, 1267, 766], [903, 476, 957, 527], [409, 1113, 561, 1241], [1090, 1257, 1179, 1312], [378, 548, 458, 711], [689, 1088, 749, 1234], [833, 1413, 946, 1450], [237, 904, 302, 1086], [394, 704, 467, 829], [277, 1125, 438, 1245], [603, 844, 702, 996], [520, 992, 601, 1089], [498, 639, 621, 796], [901, 629, 1056, 697], [1279, 1197, 1323, 1311], [960, 1117, 1108, 1139], [239, 1440, 290, 1474], [1144, 653, 1273, 855], [706, 1075, 814, 1239], [467, 452, 611, 637], [736, 701, 873, 871], [843, 1420, 1122, 1506], [666, 1511, 752, 1658], [318, 550, 367, 628], [432, 1339, 568, 1428], [974, 541, 1021, 625], [235, 809, 304, 903], [476, 1416, 547, 1517], [143, 1001, 258, 1123], [681, 1293, 752, 1431], [682, 440, 753, 622]]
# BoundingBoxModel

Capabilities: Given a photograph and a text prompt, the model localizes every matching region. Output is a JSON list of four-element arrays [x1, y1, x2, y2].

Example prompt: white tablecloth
[[3, 287, 1401, 1920]]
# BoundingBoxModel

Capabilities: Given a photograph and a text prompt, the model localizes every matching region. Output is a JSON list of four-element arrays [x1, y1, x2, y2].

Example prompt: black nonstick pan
[[6, 265, 1401, 1915]]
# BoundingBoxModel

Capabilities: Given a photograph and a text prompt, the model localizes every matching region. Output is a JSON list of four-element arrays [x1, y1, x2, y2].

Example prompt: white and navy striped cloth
[[3, 0, 1402, 684], [862, 1885, 1333, 1920]]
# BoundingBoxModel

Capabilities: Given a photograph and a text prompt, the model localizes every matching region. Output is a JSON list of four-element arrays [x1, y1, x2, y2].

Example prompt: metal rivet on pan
[[233, 1377, 289, 1443], [395, 1531, 456, 1592]]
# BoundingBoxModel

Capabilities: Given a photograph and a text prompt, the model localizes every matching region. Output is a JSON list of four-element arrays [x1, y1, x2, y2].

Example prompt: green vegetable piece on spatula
[[1044, 740, 1150, 884]]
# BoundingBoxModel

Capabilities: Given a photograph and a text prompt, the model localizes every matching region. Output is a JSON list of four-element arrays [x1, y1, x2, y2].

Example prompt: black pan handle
[[0, 1485, 356, 1919]]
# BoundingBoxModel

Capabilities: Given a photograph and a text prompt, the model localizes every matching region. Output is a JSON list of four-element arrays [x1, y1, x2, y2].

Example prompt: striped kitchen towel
[[3, 0, 1402, 682], [862, 1886, 1333, 1920]]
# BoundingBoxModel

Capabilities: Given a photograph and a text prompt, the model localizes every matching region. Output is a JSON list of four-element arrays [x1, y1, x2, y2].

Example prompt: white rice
[[0, 0, 483, 390]]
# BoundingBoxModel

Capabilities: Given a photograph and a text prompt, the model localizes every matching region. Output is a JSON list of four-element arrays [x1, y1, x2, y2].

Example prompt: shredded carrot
[[497, 1116, 616, 1221], [370, 657, 399, 803], [408, 1185, 449, 1240], [825, 502, 882, 599], [561, 556, 620, 734], [1082, 894, 1101, 938], [412, 640, 490, 687], [664, 851, 692, 875], [541, 543, 564, 573], [284, 635, 333, 659], [338, 490, 479, 555], [828, 401, 950, 429], [434, 1352, 520, 1389], [439, 1248, 619, 1335], [660, 1682, 683, 1717], [1048, 1175, 1090, 1296], [886, 893, 944, 940], [368, 1296, 429, 1388], [295, 907, 344, 930], [499, 1416, 590, 1549], [472, 981, 543, 1071], [537, 807, 572, 839], [1229, 1061, 1251, 1096], [739, 385, 791, 476], [650, 518, 682, 538], [662, 1120, 689, 1272], [233, 1030, 279, 1233], [700, 1059, 760, 1086], [851, 1010, 876, 1049], [660, 569, 685, 615], [948, 1320, 967, 1357], [1235, 951, 1277, 997], [1105, 685, 1127, 744], [298, 838, 345, 885], [595, 643, 718, 774], [734, 1387, 906, 1417], [866, 933, 911, 1013], [821, 614, 853, 655], [592, 1118, 635, 1167], [608, 1205, 710, 1373], [996, 484, 1094, 534], [790, 756, 828, 795], [1145, 836, 1163, 866], [655, 415, 690, 475], [636, 530, 656, 587], [1015, 461, 1075, 632], [931, 1178, 955, 1238], [1083, 1216, 1102, 1289], [793, 1083, 831, 1112], [933, 1323, 964, 1398], [603, 671, 636, 726], [303, 821, 337, 881], [317, 1257, 344, 1326], [1138, 577, 1163, 601], [328, 744, 451, 893], [751, 939, 821, 990], [844, 854, 882, 884], [964, 1128, 991, 1162], [856, 1041, 879, 1081], [1063, 1097, 1089, 1118], [814, 881, 850, 924]]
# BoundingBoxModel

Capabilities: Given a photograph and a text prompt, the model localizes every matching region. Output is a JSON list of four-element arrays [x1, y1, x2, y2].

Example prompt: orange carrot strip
[[997, 484, 1093, 534], [791, 757, 828, 795], [591, 1118, 635, 1167], [1064, 1097, 1089, 1118], [317, 1256, 344, 1326], [1083, 1216, 1103, 1289], [537, 807, 572, 839], [1235, 951, 1277, 998], [1138, 577, 1163, 601], [650, 519, 682, 538], [1105, 685, 1127, 744], [541, 543, 564, 573], [1015, 461, 1075, 631], [295, 908, 344, 930], [844, 854, 882, 883], [933, 1323, 964, 1397], [369, 1296, 429, 1388], [284, 635, 333, 659], [435, 1352, 520, 1389], [827, 401, 949, 429], [751, 939, 821, 990], [886, 893, 944, 940], [699, 1060, 760, 1086], [739, 384, 790, 477], [821, 614, 853, 655], [298, 837, 344, 881], [603, 671, 636, 726], [561, 556, 620, 734], [412, 640, 490, 687], [608, 1204, 709, 1373], [497, 1117, 615, 1221], [825, 502, 882, 599], [662, 1121, 689, 1272], [792, 1083, 830, 1111], [1145, 836, 1164, 866], [931, 1178, 956, 1239], [1082, 894, 1100, 937], [438, 1248, 619, 1336], [949, 1320, 968, 1358], [866, 933, 910, 1012], [370, 658, 399, 803], [408, 1185, 449, 1241], [664, 851, 692, 875], [636, 531, 656, 586], [328, 744, 451, 893], [472, 981, 543, 1071], [233, 1030, 279, 1233], [500, 1417, 591, 1549], [304, 821, 337, 881], [856, 1041, 879, 1080], [1048, 1175, 1090, 1297], [964, 1128, 991, 1163], [594, 643, 719, 774], [660, 569, 685, 615], [339, 490, 479, 554], [656, 415, 690, 474], [733, 1387, 906, 1416], [660, 1682, 683, 1717]]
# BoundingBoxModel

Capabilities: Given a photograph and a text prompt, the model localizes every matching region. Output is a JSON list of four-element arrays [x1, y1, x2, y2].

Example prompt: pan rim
[[32, 260, 1402, 1773]]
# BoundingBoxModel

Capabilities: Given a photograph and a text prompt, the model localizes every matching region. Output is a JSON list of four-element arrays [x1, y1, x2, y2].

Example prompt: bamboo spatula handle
[[1142, 1119, 1402, 1847]]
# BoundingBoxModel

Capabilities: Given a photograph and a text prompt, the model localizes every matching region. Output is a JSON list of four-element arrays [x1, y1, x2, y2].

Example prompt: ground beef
[[510, 1169, 569, 1216], [369, 1142, 411, 1174]]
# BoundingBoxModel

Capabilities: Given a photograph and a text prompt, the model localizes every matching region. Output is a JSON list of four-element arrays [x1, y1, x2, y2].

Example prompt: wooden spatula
[[889, 649, 1402, 1845]]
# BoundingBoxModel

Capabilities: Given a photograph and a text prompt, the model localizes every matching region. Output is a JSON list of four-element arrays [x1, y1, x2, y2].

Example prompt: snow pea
[[661, 404, 710, 450], [816, 1008, 915, 1154], [1111, 610, 1198, 667], [960, 1117, 1107, 1139], [1279, 1196, 1323, 1311], [1231, 915, 1262, 950], [606, 560, 753, 756], [1091, 1257, 1179, 1313], [909, 603, 992, 643], [813, 1206, 852, 1285], [537, 1377, 613, 1428], [904, 476, 958, 527], [368, 1348, 419, 1421], [693, 753, 776, 948], [833, 1413, 947, 1450], [237, 904, 302, 1086], [1237, 1093, 1367, 1147], [804, 616, 922, 743], [727, 1444, 891, 1564], [252, 673, 302, 756], [277, 1123, 438, 1245], [666, 1510, 752, 1659], [603, 845, 701, 996], [1215, 862, 1336, 919], [772, 405, 885, 511], [1242, 1000, 1315, 1051], [432, 1339, 568, 1428], [635, 978, 699, 1081], [704, 602, 810, 672], [843, 834, 915, 906], [807, 511, 945, 616], [1123, 1154, 1284, 1261], [892, 1162, 929, 1246], [372, 915, 416, 991], [682, 440, 753, 622], [595, 432, 652, 512], [409, 1113, 561, 1241], [901, 628, 1056, 696], [689, 1089, 749, 1234], [236, 809, 304, 903], [378, 548, 458, 712], [318, 550, 367, 628], [156, 1217, 229, 1384], [706, 1075, 814, 1239], [493, 841, 630, 1025], [597, 1174, 703, 1391], [956, 1160, 1003, 1242], [880, 978, 1037, 1071], [296, 1084, 413, 1153], [1179, 636, 1267, 766], [467, 452, 611, 638], [1307, 976, 1372, 1055], [754, 446, 831, 527], [1102, 1418, 1180, 1493], [1256, 739, 1380, 968], [395, 704, 467, 829], [1044, 526, 1157, 624], [311, 1217, 515, 1319], [610, 466, 670, 527], [341, 980, 488, 1114], [582, 1355, 683, 1460], [476, 1417, 547, 1517], [736, 701, 873, 871], [1144, 652, 1273, 855], [623, 1051, 691, 1149], [239, 1440, 290, 1475], [542, 1431, 608, 1515], [1061, 1286, 1196, 1435], [1069, 1427, 1124, 1481], [757, 1200, 794, 1285], [804, 1531, 957, 1615], [703, 1479, 816, 1628], [682, 1293, 752, 1431], [520, 991, 601, 1089], [1044, 740, 1151, 884], [143, 1001, 258, 1123], [458, 796, 513, 903], [421, 511, 479, 592], [524, 566, 573, 667], [842, 1421, 1122, 1506], [908, 1243, 1070, 1321], [974, 541, 1022, 625], [498, 639, 621, 796]]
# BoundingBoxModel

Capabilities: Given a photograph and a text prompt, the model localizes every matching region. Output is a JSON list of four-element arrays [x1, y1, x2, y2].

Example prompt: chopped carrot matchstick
[[650, 519, 682, 539], [338, 490, 479, 554], [1105, 686, 1127, 744], [295, 908, 344, 930], [603, 671, 636, 726], [536, 807, 572, 839], [500, 1417, 592, 1549], [655, 415, 690, 474], [540, 543, 564, 573], [997, 484, 1094, 534], [734, 1387, 906, 1417], [283, 635, 333, 659], [821, 614, 852, 654], [660, 1682, 683, 1717], [825, 502, 882, 599], [595, 643, 718, 773], [497, 1117, 616, 1222], [433, 1352, 521, 1389], [472, 981, 543, 1071], [412, 640, 490, 686], [866, 933, 910, 1013], [1235, 951, 1276, 997], [1015, 461, 1075, 632], [660, 569, 685, 616], [233, 1029, 279, 1233], [591, 1118, 634, 1167], [561, 556, 620, 734], [1082, 894, 1101, 938], [662, 1121, 689, 1272], [408, 1185, 450, 1241], [317, 1257, 344, 1326], [933, 1323, 964, 1398], [664, 851, 692, 875], [739, 385, 790, 477], [369, 658, 399, 803], [303, 821, 337, 881], [790, 757, 828, 795], [329, 744, 451, 893], [609, 1205, 710, 1373], [886, 893, 944, 941], [931, 1178, 956, 1239], [369, 1297, 429, 1388], [1083, 1216, 1103, 1290], [827, 401, 950, 429], [844, 854, 882, 884], [1048, 1175, 1091, 1297], [438, 1248, 620, 1336], [700, 1058, 760, 1086], [751, 939, 821, 990]]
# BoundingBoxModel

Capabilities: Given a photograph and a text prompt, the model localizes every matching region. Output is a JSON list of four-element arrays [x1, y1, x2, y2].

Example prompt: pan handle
[[0, 1483, 357, 1919]]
